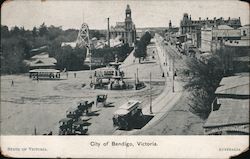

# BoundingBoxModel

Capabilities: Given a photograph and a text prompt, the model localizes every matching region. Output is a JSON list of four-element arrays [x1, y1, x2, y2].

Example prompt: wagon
[[66, 107, 82, 120], [59, 118, 74, 135], [96, 94, 107, 107], [72, 120, 91, 135]]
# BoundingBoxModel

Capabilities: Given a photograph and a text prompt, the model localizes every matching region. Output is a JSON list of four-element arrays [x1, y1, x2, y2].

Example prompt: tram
[[29, 69, 61, 80]]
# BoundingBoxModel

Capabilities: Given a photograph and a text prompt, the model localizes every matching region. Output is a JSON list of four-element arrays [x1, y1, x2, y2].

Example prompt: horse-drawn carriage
[[72, 120, 91, 135], [59, 117, 91, 135], [96, 94, 108, 107], [59, 100, 94, 135], [77, 100, 94, 115], [59, 118, 74, 135], [66, 107, 82, 121]]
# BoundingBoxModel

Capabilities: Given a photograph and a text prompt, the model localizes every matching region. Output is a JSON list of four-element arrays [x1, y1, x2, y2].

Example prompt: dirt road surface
[[1, 36, 204, 135]]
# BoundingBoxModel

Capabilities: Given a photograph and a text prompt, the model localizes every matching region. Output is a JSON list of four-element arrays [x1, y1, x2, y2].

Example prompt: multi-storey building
[[180, 13, 242, 34], [110, 5, 136, 47]]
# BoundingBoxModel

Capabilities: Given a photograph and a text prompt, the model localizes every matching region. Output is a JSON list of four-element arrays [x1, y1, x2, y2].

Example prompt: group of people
[[65, 72, 77, 78]]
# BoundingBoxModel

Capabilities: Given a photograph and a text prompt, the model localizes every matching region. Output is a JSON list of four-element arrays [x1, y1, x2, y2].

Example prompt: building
[[61, 42, 77, 48], [239, 24, 250, 40], [180, 13, 242, 35], [110, 5, 136, 47], [200, 25, 241, 53], [222, 40, 250, 74], [203, 74, 249, 135], [24, 52, 57, 70]]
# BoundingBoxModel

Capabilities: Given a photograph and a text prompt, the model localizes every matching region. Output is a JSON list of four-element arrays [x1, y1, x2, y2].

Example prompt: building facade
[[110, 5, 136, 47], [180, 13, 242, 35], [200, 25, 242, 53]]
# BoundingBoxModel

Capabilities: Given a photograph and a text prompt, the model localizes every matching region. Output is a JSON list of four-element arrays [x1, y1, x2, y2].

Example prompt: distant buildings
[[180, 13, 241, 35], [110, 5, 136, 47], [61, 42, 77, 48], [164, 13, 249, 135]]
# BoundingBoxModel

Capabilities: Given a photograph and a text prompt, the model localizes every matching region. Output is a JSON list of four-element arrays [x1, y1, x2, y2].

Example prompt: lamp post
[[150, 72, 153, 114], [172, 56, 175, 93]]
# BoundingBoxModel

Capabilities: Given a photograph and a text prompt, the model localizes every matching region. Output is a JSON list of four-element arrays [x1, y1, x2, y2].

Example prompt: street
[[0, 36, 204, 135]]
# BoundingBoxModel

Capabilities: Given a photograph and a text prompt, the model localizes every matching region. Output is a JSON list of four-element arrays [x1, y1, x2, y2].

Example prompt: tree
[[184, 55, 224, 119], [38, 23, 48, 37], [32, 27, 38, 37], [1, 25, 9, 38], [133, 32, 152, 63]]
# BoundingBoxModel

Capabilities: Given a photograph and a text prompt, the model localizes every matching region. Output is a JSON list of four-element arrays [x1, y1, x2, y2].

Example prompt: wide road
[[114, 34, 185, 135], [0, 40, 165, 135]]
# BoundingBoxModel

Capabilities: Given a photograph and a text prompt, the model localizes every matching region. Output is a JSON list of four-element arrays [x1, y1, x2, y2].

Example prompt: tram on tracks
[[29, 69, 61, 80]]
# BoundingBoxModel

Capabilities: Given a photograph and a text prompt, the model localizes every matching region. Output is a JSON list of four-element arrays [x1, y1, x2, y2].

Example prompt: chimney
[[107, 17, 110, 47], [228, 17, 230, 20], [214, 17, 216, 20], [206, 17, 208, 20], [199, 17, 201, 20]]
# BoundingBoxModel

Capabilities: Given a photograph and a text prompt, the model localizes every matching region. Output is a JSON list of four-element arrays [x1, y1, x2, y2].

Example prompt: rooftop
[[217, 25, 234, 30], [25, 52, 57, 67], [61, 42, 77, 48], [29, 69, 60, 73], [204, 98, 249, 128], [215, 75, 249, 96], [114, 100, 141, 115]]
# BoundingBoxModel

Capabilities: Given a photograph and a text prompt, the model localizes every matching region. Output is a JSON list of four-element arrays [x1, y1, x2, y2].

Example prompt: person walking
[[11, 80, 14, 86], [74, 73, 76, 78]]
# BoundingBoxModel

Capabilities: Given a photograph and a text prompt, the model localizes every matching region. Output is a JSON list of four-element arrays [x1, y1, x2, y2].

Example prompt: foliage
[[184, 55, 224, 119], [54, 46, 87, 71], [1, 35, 29, 74], [134, 31, 152, 62], [92, 43, 133, 64], [89, 30, 106, 40], [1, 24, 106, 74]]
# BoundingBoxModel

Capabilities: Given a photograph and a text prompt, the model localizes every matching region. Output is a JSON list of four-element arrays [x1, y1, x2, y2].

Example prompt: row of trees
[[134, 31, 152, 63], [92, 43, 133, 64], [184, 52, 224, 119]]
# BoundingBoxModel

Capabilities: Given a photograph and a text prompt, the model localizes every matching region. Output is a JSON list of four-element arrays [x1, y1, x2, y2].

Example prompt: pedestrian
[[11, 80, 14, 86], [74, 73, 76, 78], [66, 72, 68, 78], [162, 72, 165, 77]]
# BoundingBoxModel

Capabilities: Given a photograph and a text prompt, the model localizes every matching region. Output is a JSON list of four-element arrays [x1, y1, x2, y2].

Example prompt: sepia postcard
[[1, 0, 249, 158]]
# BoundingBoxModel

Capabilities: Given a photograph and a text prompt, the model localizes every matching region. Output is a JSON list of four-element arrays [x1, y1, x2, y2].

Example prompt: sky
[[1, 0, 249, 30]]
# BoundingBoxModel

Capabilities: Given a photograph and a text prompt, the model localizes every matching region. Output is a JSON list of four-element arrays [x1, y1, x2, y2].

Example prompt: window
[[243, 30, 246, 36]]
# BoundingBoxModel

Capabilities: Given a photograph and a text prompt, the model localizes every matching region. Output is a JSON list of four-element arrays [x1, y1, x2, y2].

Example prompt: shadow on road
[[140, 61, 156, 64], [87, 110, 100, 116], [133, 114, 154, 129], [100, 102, 115, 108], [118, 114, 155, 131]]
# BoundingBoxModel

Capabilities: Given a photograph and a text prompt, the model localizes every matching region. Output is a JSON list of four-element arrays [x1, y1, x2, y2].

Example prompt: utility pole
[[89, 48, 92, 71], [150, 72, 153, 114], [107, 17, 110, 47], [34, 126, 37, 135], [136, 67, 139, 83], [172, 56, 175, 92]]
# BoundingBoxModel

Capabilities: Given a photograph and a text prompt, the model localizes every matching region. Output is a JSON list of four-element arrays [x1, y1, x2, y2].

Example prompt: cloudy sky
[[1, 0, 249, 30]]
